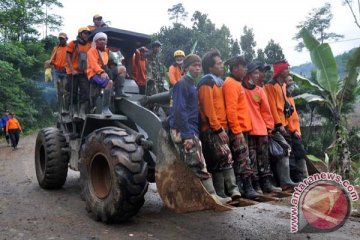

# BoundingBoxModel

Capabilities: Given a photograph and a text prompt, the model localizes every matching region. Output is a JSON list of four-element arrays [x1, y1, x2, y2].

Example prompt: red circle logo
[[301, 182, 350, 231]]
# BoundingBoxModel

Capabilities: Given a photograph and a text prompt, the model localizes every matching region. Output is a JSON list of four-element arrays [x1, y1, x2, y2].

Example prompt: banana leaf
[[190, 40, 198, 54], [300, 29, 340, 105], [293, 93, 325, 103], [291, 71, 324, 92]]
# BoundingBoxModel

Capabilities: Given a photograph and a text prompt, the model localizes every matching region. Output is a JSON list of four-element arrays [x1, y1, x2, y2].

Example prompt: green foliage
[[294, 3, 344, 52], [167, 3, 188, 24], [239, 26, 256, 62], [0, 0, 63, 41], [255, 49, 265, 63], [263, 39, 285, 64]]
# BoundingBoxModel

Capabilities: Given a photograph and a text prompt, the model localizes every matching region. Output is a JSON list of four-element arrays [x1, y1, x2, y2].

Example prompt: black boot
[[242, 177, 260, 199], [252, 179, 263, 194], [115, 75, 129, 99], [261, 177, 282, 193], [102, 89, 113, 117], [236, 177, 245, 196]]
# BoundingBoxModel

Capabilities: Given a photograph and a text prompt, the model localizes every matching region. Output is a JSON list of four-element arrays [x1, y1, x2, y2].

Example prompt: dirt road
[[0, 134, 359, 240]]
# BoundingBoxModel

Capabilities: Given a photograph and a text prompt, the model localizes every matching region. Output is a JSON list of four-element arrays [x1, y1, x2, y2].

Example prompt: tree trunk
[[334, 113, 351, 180]]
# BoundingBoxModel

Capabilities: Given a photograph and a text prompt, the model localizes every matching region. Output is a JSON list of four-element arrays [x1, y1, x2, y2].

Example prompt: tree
[[230, 39, 241, 56], [293, 3, 344, 52], [343, 0, 360, 29], [240, 26, 256, 62], [263, 39, 285, 64], [168, 3, 188, 24], [294, 29, 360, 179], [0, 0, 63, 41], [255, 49, 265, 63]]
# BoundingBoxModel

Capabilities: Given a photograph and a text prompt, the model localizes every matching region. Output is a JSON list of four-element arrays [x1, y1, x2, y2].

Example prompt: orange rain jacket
[[66, 41, 91, 74], [264, 80, 288, 127], [6, 118, 22, 132], [86, 47, 108, 80], [198, 77, 228, 133], [50, 45, 67, 71], [222, 76, 252, 134], [287, 96, 301, 135], [168, 64, 182, 86], [244, 86, 274, 136], [132, 49, 147, 87]]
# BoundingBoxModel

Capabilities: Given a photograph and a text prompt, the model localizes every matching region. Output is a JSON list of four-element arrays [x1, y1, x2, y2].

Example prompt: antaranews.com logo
[[290, 172, 359, 233]]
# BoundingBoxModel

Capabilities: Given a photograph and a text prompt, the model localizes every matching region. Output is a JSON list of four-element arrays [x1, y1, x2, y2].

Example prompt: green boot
[[202, 178, 232, 204], [223, 169, 241, 200], [212, 172, 227, 198]]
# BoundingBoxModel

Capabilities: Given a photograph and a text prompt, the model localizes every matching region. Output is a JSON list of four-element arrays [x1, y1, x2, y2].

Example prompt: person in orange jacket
[[6, 112, 22, 150], [66, 27, 92, 119], [264, 60, 297, 190], [285, 76, 308, 181], [242, 61, 282, 194], [87, 32, 113, 117], [168, 50, 185, 87], [222, 55, 259, 199], [132, 47, 148, 94], [197, 50, 241, 202]]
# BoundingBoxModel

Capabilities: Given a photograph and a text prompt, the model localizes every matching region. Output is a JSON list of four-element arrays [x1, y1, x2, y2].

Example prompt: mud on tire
[[80, 127, 148, 223], [35, 127, 69, 189]]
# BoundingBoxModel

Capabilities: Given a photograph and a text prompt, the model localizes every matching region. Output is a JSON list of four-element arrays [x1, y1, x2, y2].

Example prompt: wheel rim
[[90, 153, 112, 199], [39, 145, 46, 172]]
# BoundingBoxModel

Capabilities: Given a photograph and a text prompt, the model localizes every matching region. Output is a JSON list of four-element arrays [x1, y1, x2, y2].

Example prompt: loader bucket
[[155, 128, 233, 213]]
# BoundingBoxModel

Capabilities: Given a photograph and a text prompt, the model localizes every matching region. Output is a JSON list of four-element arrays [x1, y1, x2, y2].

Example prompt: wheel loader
[[34, 27, 231, 223]]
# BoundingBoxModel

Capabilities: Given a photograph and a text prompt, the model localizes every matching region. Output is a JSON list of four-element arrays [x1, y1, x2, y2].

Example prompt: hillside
[[291, 48, 357, 78]]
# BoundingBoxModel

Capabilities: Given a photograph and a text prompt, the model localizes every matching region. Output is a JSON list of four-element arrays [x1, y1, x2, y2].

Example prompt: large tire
[[80, 127, 148, 223], [35, 127, 69, 189]]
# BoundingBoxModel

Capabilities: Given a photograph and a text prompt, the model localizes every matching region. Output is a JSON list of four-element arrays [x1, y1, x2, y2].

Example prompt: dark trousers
[[66, 74, 90, 104], [8, 129, 20, 148]]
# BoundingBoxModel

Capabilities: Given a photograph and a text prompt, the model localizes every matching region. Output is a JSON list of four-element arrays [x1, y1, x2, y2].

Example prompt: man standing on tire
[[6, 112, 22, 149], [66, 27, 92, 119], [168, 54, 232, 204], [197, 50, 242, 201]]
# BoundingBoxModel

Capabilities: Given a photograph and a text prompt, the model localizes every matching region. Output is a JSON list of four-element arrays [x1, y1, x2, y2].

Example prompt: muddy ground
[[0, 134, 359, 240]]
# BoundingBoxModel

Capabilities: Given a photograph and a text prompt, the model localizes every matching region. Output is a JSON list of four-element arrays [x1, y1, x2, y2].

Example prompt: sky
[[47, 0, 360, 66]]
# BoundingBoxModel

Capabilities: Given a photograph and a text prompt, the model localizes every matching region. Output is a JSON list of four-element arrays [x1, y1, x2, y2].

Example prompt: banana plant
[[292, 28, 360, 179]]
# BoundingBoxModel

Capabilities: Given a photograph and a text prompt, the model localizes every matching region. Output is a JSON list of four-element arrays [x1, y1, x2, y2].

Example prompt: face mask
[[248, 79, 255, 87], [187, 72, 201, 83], [176, 60, 183, 65], [287, 84, 296, 95]]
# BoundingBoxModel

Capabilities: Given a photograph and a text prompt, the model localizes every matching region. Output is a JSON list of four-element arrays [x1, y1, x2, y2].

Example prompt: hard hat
[[174, 50, 185, 58], [58, 32, 68, 39], [93, 14, 102, 19], [78, 26, 91, 34]]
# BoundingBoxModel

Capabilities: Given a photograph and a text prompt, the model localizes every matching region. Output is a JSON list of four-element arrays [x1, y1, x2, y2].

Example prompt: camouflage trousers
[[229, 132, 253, 178], [170, 129, 211, 180], [248, 135, 272, 180], [200, 130, 233, 172]]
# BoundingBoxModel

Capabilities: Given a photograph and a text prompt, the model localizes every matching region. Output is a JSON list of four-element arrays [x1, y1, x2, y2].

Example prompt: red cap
[[273, 62, 289, 78]]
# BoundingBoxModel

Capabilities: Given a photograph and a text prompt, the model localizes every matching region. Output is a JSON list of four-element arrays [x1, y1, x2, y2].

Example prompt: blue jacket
[[1, 115, 9, 129], [169, 75, 199, 140]]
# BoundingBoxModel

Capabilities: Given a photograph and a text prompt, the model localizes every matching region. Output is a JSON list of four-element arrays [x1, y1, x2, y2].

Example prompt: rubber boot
[[223, 169, 241, 200], [73, 103, 79, 119], [202, 178, 232, 204], [62, 93, 70, 115], [102, 89, 113, 117], [235, 177, 245, 196], [298, 158, 308, 178], [212, 172, 227, 198], [276, 156, 298, 191], [252, 179, 263, 194], [79, 101, 88, 120], [261, 176, 282, 193], [242, 177, 260, 199], [115, 75, 129, 99]]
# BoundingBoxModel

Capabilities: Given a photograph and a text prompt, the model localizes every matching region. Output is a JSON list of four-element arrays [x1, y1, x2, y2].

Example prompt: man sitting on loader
[[86, 32, 114, 117]]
